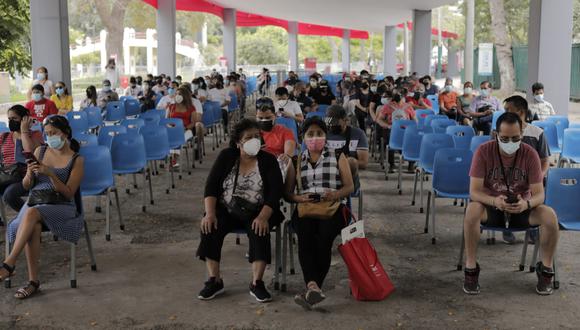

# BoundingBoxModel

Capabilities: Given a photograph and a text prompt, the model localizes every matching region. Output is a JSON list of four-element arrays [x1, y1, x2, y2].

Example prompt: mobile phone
[[505, 194, 519, 204], [23, 152, 38, 164], [309, 193, 321, 202]]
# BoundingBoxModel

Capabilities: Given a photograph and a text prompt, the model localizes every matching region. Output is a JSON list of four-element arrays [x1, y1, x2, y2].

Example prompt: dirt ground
[[1, 119, 580, 330]]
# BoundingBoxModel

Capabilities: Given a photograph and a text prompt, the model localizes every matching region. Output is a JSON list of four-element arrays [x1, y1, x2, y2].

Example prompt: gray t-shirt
[[327, 126, 369, 159], [523, 124, 550, 159]]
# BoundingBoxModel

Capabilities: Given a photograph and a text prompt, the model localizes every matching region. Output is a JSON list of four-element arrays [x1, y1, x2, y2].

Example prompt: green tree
[[94, 0, 132, 63], [0, 0, 31, 77], [237, 27, 287, 64]]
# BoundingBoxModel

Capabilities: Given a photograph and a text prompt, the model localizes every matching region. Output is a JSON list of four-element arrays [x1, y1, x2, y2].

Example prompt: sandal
[[14, 281, 40, 300], [0, 262, 15, 281], [305, 288, 326, 305], [294, 293, 312, 311]]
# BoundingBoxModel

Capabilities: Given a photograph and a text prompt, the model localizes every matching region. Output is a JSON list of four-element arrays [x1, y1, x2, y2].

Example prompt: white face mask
[[464, 87, 473, 95], [370, 86, 377, 93], [534, 94, 544, 102], [498, 137, 521, 155], [381, 97, 390, 104], [310, 81, 318, 88], [242, 138, 261, 156], [174, 94, 184, 103], [286, 85, 294, 93], [481, 88, 490, 97]]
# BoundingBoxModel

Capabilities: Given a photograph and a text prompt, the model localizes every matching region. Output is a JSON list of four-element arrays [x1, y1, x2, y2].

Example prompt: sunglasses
[[498, 136, 522, 143]]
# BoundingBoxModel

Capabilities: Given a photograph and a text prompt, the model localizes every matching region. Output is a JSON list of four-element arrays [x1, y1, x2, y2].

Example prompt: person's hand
[[322, 190, 339, 202], [200, 214, 217, 234], [21, 116, 32, 132], [295, 194, 313, 203], [251, 217, 269, 236], [485, 109, 493, 116], [26, 160, 38, 176], [504, 195, 527, 214], [33, 162, 53, 177], [280, 111, 291, 118], [493, 195, 509, 211]]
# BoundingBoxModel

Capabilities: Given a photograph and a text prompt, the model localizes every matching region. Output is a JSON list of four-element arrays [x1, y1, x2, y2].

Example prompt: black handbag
[[226, 161, 262, 221], [28, 189, 70, 206]]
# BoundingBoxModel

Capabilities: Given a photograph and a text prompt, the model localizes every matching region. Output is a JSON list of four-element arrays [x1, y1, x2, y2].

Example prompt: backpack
[[391, 107, 409, 121]]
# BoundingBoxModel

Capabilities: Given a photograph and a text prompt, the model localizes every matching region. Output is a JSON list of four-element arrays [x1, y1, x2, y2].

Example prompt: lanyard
[[496, 143, 519, 194]]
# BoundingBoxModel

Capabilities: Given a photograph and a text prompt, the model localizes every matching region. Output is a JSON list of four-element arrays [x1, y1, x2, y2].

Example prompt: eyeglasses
[[498, 136, 522, 143]]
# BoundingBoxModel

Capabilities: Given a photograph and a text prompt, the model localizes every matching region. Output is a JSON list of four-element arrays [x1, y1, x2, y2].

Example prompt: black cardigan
[[204, 147, 284, 220]]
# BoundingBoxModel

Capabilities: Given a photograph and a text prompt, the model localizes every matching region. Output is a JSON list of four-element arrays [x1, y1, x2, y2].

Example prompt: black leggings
[[196, 206, 271, 264], [293, 205, 347, 288], [221, 109, 229, 134], [355, 109, 367, 131]]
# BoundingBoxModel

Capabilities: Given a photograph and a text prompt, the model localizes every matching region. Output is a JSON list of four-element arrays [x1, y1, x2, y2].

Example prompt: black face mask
[[9, 119, 20, 132], [329, 125, 342, 135], [413, 92, 422, 100], [392, 94, 402, 103], [361, 83, 369, 90], [258, 119, 274, 132]]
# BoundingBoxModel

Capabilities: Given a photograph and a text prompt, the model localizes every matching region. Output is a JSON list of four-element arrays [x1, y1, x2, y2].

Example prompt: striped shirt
[[299, 147, 342, 193]]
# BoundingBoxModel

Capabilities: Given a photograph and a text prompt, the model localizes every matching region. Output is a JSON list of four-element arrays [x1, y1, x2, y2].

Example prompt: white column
[[411, 9, 432, 76], [527, 0, 574, 115], [342, 30, 351, 73], [403, 23, 410, 76], [30, 0, 72, 88], [464, 0, 475, 83], [156, 0, 176, 77], [100, 30, 108, 72], [146, 29, 155, 74], [223, 8, 237, 73], [288, 21, 299, 72], [123, 28, 131, 75], [383, 25, 397, 75]]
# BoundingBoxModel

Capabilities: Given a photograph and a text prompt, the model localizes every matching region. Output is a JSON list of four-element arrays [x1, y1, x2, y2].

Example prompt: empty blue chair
[[105, 101, 126, 122], [160, 118, 191, 178], [431, 118, 457, 134], [139, 110, 162, 126], [119, 96, 132, 102], [228, 92, 239, 113], [569, 122, 580, 129], [74, 133, 98, 147], [546, 116, 569, 147], [491, 110, 505, 131], [121, 118, 145, 135], [306, 111, 326, 120], [426, 95, 439, 113], [415, 109, 435, 129], [84, 106, 103, 130], [558, 128, 580, 167], [412, 133, 454, 213], [532, 121, 561, 154], [470, 135, 491, 153], [446, 125, 475, 149], [424, 114, 448, 128], [398, 125, 425, 195], [318, 104, 329, 114], [98, 125, 127, 148], [275, 117, 298, 142], [201, 105, 217, 152], [426, 148, 473, 243], [140, 124, 173, 197], [546, 168, 580, 230], [387, 120, 417, 187], [124, 98, 141, 117], [80, 145, 123, 241], [67, 111, 89, 134]]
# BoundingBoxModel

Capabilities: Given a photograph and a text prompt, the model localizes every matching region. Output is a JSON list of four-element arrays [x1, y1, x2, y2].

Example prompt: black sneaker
[[463, 264, 481, 295], [535, 262, 554, 295], [197, 277, 224, 300], [249, 280, 272, 303]]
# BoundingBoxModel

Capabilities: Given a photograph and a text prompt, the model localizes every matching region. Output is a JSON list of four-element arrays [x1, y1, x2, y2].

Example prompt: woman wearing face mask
[[353, 79, 374, 131], [157, 81, 179, 110], [208, 77, 231, 134], [25, 84, 58, 123], [167, 86, 203, 150], [104, 58, 119, 89], [0, 106, 44, 216], [79, 86, 98, 110], [196, 119, 283, 303], [284, 117, 354, 310], [457, 81, 475, 125], [193, 77, 208, 103], [50, 81, 73, 115], [140, 80, 157, 112], [1, 116, 83, 299], [27, 67, 53, 100]]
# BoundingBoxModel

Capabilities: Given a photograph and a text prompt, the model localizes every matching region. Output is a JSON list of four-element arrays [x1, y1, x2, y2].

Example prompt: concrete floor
[[0, 122, 579, 329]]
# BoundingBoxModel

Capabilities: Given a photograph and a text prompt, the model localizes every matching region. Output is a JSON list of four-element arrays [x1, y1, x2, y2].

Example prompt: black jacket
[[204, 147, 284, 222]]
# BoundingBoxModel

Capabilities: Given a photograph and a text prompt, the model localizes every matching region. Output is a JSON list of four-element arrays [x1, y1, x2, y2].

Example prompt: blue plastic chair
[[558, 128, 580, 167], [398, 125, 425, 195], [119, 96, 132, 102], [491, 110, 505, 131], [275, 117, 299, 142], [154, 93, 163, 106], [67, 111, 89, 134], [124, 98, 141, 117], [80, 145, 123, 241], [105, 101, 126, 122], [74, 133, 98, 148], [415, 109, 435, 129], [424, 114, 448, 128], [84, 106, 103, 130], [317, 104, 329, 114], [387, 120, 417, 189], [431, 118, 457, 134], [160, 118, 191, 178], [546, 168, 580, 230], [121, 118, 145, 135], [98, 125, 127, 148], [139, 110, 162, 126], [446, 125, 475, 149], [140, 124, 173, 196], [426, 148, 473, 243], [470, 135, 491, 153], [532, 121, 562, 154], [228, 92, 239, 113], [569, 122, 580, 129], [201, 104, 218, 152], [426, 95, 439, 113], [306, 111, 326, 120], [546, 116, 569, 147], [412, 133, 454, 213]]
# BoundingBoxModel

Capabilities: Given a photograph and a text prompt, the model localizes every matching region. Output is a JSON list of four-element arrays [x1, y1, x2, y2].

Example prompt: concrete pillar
[[288, 21, 299, 72], [464, 0, 475, 83], [383, 26, 397, 76], [156, 0, 176, 77], [527, 0, 574, 115], [146, 29, 155, 75], [123, 28, 131, 75], [223, 8, 237, 73], [100, 30, 108, 72], [342, 30, 351, 73], [411, 9, 432, 76], [403, 23, 410, 76], [30, 0, 71, 89]]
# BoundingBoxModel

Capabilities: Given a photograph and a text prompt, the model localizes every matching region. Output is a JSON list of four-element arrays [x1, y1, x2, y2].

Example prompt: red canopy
[[397, 22, 459, 40]]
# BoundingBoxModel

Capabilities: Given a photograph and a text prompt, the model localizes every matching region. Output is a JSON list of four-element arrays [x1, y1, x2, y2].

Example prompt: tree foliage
[[0, 0, 31, 77]]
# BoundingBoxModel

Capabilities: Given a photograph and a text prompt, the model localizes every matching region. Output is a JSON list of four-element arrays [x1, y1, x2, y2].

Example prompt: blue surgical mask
[[36, 72, 46, 81], [102, 85, 111, 92], [481, 88, 490, 97], [56, 87, 64, 96], [46, 135, 65, 150], [32, 93, 43, 102], [168, 88, 175, 96]]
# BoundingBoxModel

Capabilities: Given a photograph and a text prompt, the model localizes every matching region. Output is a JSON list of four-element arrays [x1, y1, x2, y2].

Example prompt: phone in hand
[[23, 152, 39, 164], [309, 193, 321, 202], [505, 194, 519, 204]]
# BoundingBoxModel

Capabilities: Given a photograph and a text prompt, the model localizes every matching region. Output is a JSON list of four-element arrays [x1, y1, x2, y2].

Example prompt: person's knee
[[535, 205, 559, 230], [464, 202, 484, 225]]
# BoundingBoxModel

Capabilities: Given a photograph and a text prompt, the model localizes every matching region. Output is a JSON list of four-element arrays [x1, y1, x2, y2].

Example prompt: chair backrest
[[426, 95, 439, 113], [424, 114, 448, 128], [121, 118, 146, 135], [84, 106, 103, 129], [66, 111, 89, 134], [0, 122, 7, 128], [228, 92, 239, 112], [431, 118, 457, 134], [389, 120, 417, 150], [402, 125, 424, 161], [545, 168, 580, 229], [97, 125, 128, 148], [569, 122, 580, 129], [415, 109, 435, 128], [201, 105, 214, 127], [79, 145, 114, 194], [491, 110, 505, 131], [154, 93, 163, 106], [418, 133, 455, 173], [546, 116, 569, 145], [306, 111, 326, 120], [532, 121, 561, 153], [73, 132, 98, 148], [105, 101, 126, 122], [275, 117, 299, 142], [446, 125, 475, 149], [470, 135, 491, 153], [160, 118, 186, 149], [432, 147, 473, 195], [139, 110, 163, 126], [111, 133, 147, 173], [140, 124, 170, 160], [561, 128, 580, 160], [318, 104, 329, 114], [124, 98, 141, 117]]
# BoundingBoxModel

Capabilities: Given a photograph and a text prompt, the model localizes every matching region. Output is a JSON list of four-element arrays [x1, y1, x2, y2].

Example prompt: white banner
[[478, 43, 494, 76]]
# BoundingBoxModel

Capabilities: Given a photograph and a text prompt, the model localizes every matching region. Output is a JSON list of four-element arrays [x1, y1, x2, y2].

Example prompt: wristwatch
[[527, 200, 532, 210]]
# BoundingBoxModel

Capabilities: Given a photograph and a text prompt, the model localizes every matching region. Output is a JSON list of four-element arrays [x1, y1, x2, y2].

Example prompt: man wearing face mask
[[274, 87, 304, 123], [290, 82, 314, 115], [24, 85, 58, 123], [256, 98, 296, 172], [422, 75, 439, 96], [406, 85, 432, 110], [157, 81, 179, 110], [469, 81, 502, 135], [312, 80, 336, 108], [97, 79, 119, 109], [306, 75, 320, 99], [439, 78, 459, 120], [124, 76, 143, 98], [352, 80, 374, 130], [463, 112, 559, 296], [528, 82, 555, 121]]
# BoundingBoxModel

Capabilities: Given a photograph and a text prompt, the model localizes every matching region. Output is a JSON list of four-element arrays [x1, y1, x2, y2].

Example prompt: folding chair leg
[[184, 146, 192, 175], [132, 174, 138, 189], [105, 189, 111, 241], [113, 187, 124, 230], [358, 190, 363, 221], [397, 154, 403, 194], [84, 221, 97, 271], [411, 170, 419, 206], [530, 232, 540, 272], [142, 171, 148, 212], [519, 231, 530, 271], [167, 159, 174, 193], [148, 167, 154, 205], [431, 193, 437, 244], [379, 137, 385, 169], [70, 243, 77, 288], [419, 171, 425, 213], [384, 146, 390, 180], [457, 228, 465, 270], [274, 225, 281, 291], [553, 255, 560, 289], [289, 225, 296, 275], [281, 221, 288, 292]]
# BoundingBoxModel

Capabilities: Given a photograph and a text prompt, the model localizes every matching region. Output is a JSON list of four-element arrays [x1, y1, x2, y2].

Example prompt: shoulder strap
[[0, 132, 9, 166], [39, 145, 48, 162], [296, 152, 303, 193]]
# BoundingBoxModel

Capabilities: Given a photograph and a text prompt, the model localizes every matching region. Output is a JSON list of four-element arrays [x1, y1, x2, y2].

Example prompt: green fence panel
[[571, 44, 580, 99], [512, 45, 528, 92]]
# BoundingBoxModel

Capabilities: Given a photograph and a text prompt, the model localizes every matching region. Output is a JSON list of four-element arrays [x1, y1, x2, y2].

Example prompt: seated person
[[27, 66, 53, 99], [457, 81, 476, 126], [290, 82, 314, 114], [97, 79, 119, 109], [325, 105, 369, 190], [1, 115, 84, 299], [468, 81, 501, 135], [463, 112, 558, 296], [25, 84, 58, 123], [157, 81, 179, 110], [50, 81, 73, 115], [167, 86, 203, 147], [312, 80, 337, 108], [274, 87, 304, 123], [140, 80, 157, 112], [439, 78, 459, 120], [151, 77, 167, 96], [124, 76, 143, 98], [196, 119, 284, 303], [79, 86, 98, 110], [352, 80, 374, 131], [528, 82, 555, 121], [422, 75, 440, 96], [406, 85, 432, 110]]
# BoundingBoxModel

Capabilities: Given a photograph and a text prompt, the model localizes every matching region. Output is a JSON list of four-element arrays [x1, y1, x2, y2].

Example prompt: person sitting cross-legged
[[463, 112, 559, 296]]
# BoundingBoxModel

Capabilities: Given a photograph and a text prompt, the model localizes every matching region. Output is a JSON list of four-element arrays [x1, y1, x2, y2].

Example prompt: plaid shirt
[[299, 147, 342, 194]]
